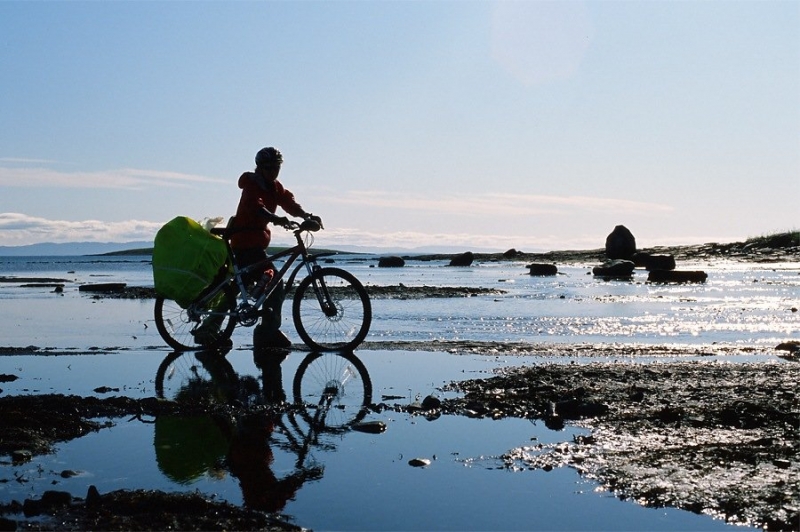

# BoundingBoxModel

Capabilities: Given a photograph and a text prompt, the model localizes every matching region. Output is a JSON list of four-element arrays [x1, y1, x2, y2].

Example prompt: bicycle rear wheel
[[154, 350, 238, 404], [154, 284, 238, 351], [292, 267, 371, 351]]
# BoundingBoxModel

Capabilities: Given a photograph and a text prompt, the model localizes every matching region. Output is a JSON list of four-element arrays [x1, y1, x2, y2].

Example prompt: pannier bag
[[152, 216, 229, 308]]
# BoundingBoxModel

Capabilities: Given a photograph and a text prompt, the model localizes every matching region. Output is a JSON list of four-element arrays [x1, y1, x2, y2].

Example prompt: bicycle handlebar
[[210, 218, 322, 239], [288, 219, 322, 233]]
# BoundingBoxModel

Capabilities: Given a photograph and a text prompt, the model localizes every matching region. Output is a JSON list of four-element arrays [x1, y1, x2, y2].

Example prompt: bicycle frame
[[192, 222, 336, 323]]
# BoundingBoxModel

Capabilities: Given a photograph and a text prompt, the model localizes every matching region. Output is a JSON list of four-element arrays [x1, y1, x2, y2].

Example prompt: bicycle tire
[[292, 267, 371, 351], [154, 350, 238, 404], [291, 351, 372, 432], [154, 283, 238, 351]]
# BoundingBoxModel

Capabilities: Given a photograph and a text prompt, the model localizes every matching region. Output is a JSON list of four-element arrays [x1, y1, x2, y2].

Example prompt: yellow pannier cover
[[152, 216, 229, 308]]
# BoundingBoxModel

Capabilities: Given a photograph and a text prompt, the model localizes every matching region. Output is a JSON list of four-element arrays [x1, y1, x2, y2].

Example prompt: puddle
[[1, 348, 749, 530]]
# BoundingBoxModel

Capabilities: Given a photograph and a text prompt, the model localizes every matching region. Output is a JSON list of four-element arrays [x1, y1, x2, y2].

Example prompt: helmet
[[255, 147, 283, 168]]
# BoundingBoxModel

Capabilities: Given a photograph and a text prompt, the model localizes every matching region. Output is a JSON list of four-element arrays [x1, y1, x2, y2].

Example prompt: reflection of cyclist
[[228, 347, 324, 511], [155, 347, 322, 512], [227, 411, 308, 513], [229, 147, 323, 348]]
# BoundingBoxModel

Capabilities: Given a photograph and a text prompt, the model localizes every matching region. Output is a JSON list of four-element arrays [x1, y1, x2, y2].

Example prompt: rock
[[554, 399, 609, 419], [772, 459, 791, 469], [647, 270, 707, 283], [421, 395, 442, 410], [78, 283, 126, 293], [605, 225, 636, 260], [775, 341, 800, 353], [527, 263, 558, 276], [592, 259, 635, 278], [352, 421, 387, 434], [378, 256, 405, 268], [0, 374, 18, 383], [11, 450, 32, 463], [24, 491, 72, 516], [408, 458, 431, 467], [633, 252, 676, 271], [503, 248, 521, 258], [85, 485, 102, 508], [448, 252, 474, 267]]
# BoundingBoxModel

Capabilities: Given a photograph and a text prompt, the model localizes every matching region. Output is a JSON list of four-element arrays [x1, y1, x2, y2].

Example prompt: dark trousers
[[234, 247, 286, 339]]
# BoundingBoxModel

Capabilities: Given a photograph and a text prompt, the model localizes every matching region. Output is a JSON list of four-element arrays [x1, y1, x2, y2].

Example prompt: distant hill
[[0, 240, 502, 257], [0, 241, 154, 257]]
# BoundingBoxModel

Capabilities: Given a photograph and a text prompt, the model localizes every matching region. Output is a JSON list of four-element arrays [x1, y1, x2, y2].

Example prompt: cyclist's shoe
[[264, 330, 292, 348], [192, 326, 224, 347], [253, 326, 292, 349]]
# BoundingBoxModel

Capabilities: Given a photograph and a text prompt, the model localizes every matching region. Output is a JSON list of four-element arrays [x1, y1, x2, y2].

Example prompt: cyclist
[[194, 147, 323, 348]]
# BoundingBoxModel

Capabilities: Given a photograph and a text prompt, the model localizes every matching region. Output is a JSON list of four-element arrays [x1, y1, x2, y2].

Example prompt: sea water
[[1, 253, 797, 530]]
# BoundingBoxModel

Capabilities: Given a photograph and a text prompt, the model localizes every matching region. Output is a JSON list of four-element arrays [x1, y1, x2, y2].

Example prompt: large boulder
[[633, 252, 676, 271], [605, 225, 636, 260], [648, 270, 707, 283], [378, 256, 405, 268], [448, 252, 474, 267], [527, 263, 558, 276], [593, 259, 635, 278]]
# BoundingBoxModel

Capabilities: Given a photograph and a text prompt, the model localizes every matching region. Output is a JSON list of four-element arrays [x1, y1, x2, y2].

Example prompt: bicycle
[[153, 349, 373, 493], [154, 218, 372, 352]]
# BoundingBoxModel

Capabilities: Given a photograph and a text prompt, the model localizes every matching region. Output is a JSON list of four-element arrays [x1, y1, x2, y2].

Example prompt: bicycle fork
[[306, 265, 338, 318]]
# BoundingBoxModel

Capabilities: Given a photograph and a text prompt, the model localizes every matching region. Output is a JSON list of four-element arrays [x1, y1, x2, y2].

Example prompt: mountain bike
[[154, 218, 371, 352]]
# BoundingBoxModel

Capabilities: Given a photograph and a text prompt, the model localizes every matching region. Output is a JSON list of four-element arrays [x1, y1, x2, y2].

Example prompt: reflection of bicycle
[[154, 350, 373, 430], [154, 218, 371, 352], [153, 349, 374, 506]]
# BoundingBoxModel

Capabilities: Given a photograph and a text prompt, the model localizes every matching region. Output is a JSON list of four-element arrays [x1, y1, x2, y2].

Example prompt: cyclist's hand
[[273, 216, 292, 229], [304, 213, 324, 230]]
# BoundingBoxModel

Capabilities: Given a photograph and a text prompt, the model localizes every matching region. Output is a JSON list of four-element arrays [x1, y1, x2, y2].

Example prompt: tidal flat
[[0, 241, 798, 530]]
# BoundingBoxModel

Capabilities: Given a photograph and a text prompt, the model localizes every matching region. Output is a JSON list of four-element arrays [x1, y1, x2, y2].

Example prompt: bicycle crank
[[236, 302, 260, 327]]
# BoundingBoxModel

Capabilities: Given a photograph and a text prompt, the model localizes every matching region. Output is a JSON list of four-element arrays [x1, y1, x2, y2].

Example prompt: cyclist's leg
[[193, 265, 239, 345], [194, 247, 263, 345], [254, 279, 290, 347]]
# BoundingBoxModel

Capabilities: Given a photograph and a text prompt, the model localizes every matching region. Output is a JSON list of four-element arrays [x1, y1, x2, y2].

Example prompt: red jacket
[[230, 172, 305, 250]]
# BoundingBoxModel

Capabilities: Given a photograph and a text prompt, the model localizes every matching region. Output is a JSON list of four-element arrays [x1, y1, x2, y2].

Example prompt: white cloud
[[0, 166, 227, 190], [0, 213, 163, 245], [315, 189, 673, 217]]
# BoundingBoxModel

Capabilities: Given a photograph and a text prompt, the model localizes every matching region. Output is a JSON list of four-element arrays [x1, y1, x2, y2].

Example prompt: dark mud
[[0, 489, 297, 532], [438, 360, 800, 531]]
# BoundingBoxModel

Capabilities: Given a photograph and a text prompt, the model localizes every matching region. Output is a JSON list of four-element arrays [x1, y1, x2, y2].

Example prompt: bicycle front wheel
[[292, 351, 372, 432], [292, 267, 371, 351], [154, 284, 238, 351]]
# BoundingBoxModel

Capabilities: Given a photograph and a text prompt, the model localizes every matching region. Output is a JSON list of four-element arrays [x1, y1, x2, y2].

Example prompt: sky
[[1, 1, 798, 252]]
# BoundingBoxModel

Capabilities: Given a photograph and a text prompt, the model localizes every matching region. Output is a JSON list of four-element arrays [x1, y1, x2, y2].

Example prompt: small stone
[[421, 395, 441, 410], [11, 450, 32, 463], [773, 459, 791, 469], [352, 421, 387, 434], [408, 458, 431, 467]]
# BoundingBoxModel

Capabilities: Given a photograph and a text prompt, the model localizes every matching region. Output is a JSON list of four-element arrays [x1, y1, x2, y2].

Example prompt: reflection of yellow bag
[[154, 415, 231, 484], [152, 216, 229, 308]]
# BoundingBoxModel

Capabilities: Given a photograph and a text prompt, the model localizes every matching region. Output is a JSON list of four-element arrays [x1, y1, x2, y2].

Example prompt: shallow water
[[2, 254, 796, 529]]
